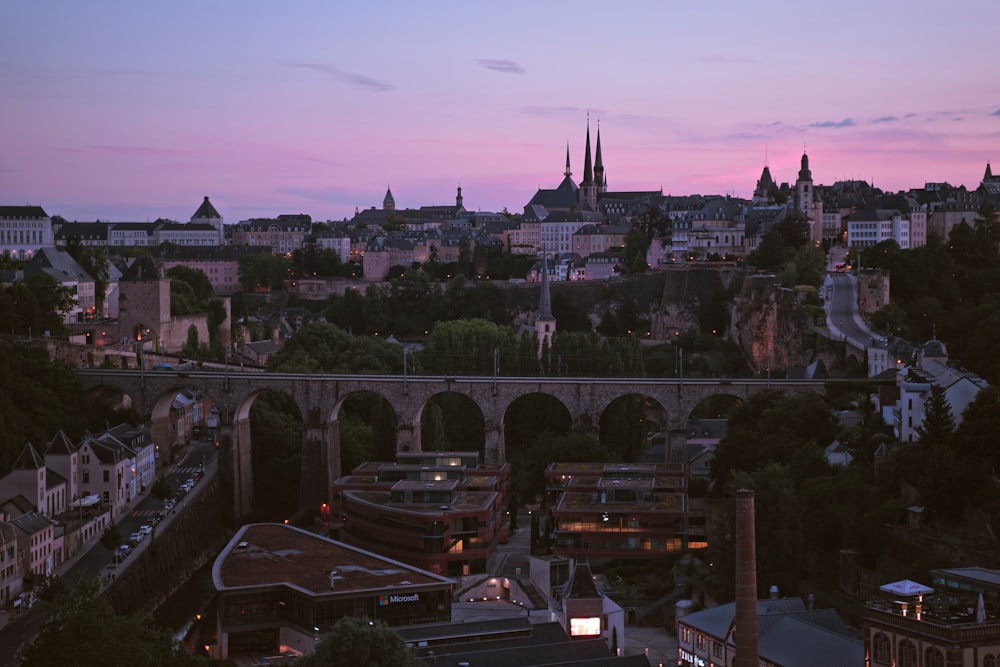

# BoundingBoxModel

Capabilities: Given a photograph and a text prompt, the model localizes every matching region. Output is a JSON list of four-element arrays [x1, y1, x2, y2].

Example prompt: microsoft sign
[[378, 593, 421, 606]]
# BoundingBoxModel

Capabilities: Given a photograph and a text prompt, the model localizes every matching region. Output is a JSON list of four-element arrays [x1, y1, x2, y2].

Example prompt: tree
[[298, 616, 422, 667], [622, 230, 650, 273], [915, 384, 955, 449], [238, 252, 291, 290], [20, 578, 208, 666]]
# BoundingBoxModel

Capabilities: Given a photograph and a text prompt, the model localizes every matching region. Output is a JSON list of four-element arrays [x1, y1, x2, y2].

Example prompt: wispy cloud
[[474, 59, 525, 74], [698, 54, 757, 65], [290, 64, 393, 93], [57, 145, 196, 156], [521, 105, 594, 117], [991, 108, 1000, 118], [873, 115, 899, 123], [953, 117, 964, 122], [809, 118, 856, 129]]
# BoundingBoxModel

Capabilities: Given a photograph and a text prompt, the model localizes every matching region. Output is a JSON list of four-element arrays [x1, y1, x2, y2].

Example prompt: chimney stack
[[734, 489, 759, 667]]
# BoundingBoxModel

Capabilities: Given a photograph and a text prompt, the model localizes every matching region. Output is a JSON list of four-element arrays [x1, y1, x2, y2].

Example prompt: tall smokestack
[[734, 489, 759, 667]]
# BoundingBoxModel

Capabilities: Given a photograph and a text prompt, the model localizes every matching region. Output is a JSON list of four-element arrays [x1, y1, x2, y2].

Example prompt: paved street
[[0, 440, 218, 666]]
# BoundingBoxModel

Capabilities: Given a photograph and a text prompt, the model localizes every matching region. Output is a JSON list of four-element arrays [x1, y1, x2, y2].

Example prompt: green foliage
[[268, 322, 402, 373], [622, 230, 650, 273], [249, 391, 303, 521], [511, 430, 615, 506], [239, 252, 291, 290], [100, 525, 123, 551], [710, 390, 836, 488], [20, 578, 209, 667], [421, 318, 525, 375], [150, 475, 173, 500], [337, 392, 398, 473], [0, 341, 94, 472], [419, 392, 485, 454], [298, 616, 421, 667], [167, 265, 215, 303]]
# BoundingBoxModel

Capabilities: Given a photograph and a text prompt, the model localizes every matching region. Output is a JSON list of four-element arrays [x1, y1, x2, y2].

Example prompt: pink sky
[[3, 1, 999, 223]]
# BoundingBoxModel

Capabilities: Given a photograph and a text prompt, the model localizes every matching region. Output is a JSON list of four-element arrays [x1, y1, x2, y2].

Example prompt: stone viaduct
[[76, 369, 832, 519]]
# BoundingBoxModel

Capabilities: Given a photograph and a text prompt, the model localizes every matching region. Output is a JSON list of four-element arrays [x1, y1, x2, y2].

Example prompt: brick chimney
[[734, 488, 759, 667]]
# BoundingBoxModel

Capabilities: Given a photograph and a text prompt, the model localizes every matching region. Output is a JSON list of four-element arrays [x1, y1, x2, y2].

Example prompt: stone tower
[[796, 152, 814, 220], [535, 252, 556, 357]]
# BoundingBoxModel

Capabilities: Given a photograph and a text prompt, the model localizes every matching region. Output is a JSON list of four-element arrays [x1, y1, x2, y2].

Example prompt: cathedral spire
[[565, 143, 572, 177], [581, 118, 594, 186], [594, 121, 605, 191]]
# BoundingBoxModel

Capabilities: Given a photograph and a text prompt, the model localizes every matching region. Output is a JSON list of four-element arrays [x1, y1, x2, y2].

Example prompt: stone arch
[[147, 382, 226, 466], [597, 393, 668, 462], [683, 392, 745, 477], [228, 387, 305, 521], [326, 389, 399, 477], [411, 391, 486, 458]]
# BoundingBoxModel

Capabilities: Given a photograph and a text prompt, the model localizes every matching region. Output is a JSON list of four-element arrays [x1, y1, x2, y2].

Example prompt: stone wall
[[101, 475, 230, 616]]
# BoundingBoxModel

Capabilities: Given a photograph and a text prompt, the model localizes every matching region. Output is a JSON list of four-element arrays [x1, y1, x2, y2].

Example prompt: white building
[[893, 339, 988, 443], [0, 205, 53, 260], [847, 208, 912, 249]]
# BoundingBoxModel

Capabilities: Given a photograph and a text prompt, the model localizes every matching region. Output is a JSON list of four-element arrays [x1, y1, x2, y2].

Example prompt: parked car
[[116, 544, 131, 559], [129, 531, 144, 544], [139, 524, 153, 535]]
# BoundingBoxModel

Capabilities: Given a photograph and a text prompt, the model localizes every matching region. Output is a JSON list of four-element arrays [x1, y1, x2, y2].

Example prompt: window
[[898, 640, 917, 667], [103, 470, 110, 483], [680, 627, 691, 644], [713, 641, 723, 658], [985, 655, 996, 667], [696, 634, 706, 650], [924, 648, 944, 667]]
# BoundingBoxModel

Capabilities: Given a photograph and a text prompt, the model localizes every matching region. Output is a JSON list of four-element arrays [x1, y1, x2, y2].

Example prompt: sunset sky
[[3, 1, 999, 224]]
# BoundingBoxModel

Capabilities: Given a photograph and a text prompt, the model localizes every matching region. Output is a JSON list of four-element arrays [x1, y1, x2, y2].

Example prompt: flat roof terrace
[[214, 523, 453, 595]]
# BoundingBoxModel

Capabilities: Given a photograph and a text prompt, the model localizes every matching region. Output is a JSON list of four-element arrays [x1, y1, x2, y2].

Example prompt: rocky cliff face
[[728, 275, 831, 374], [649, 265, 739, 339]]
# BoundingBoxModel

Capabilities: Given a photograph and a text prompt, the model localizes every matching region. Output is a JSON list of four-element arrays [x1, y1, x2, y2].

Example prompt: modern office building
[[211, 522, 454, 660], [330, 451, 510, 576], [545, 461, 701, 562]]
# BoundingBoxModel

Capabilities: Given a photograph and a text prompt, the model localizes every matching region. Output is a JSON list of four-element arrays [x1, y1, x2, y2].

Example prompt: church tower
[[535, 252, 556, 358], [456, 185, 464, 211], [795, 152, 814, 219], [594, 123, 606, 194], [578, 120, 598, 210], [383, 187, 396, 211]]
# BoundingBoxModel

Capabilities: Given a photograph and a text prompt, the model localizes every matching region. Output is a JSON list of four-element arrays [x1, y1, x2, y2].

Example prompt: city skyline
[[3, 0, 999, 223]]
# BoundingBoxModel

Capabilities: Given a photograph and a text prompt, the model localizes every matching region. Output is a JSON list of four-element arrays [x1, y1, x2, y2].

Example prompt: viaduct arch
[[77, 369, 832, 520]]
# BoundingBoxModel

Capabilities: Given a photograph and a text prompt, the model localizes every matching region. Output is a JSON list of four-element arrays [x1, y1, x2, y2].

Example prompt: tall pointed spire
[[579, 115, 597, 209], [594, 121, 605, 191], [581, 118, 594, 186], [565, 143, 572, 177], [535, 252, 556, 357]]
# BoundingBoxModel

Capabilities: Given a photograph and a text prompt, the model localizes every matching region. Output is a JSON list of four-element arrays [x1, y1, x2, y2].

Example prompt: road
[[825, 272, 882, 351], [0, 440, 218, 666]]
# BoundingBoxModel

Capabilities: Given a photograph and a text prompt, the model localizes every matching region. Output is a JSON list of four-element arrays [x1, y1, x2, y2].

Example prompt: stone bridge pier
[[75, 369, 836, 524]]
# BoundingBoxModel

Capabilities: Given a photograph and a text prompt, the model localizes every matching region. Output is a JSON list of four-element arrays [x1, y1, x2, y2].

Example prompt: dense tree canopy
[[20, 578, 209, 667], [297, 616, 421, 667]]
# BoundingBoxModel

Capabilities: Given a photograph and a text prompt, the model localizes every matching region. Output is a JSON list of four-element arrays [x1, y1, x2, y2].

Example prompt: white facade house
[[0, 206, 53, 260], [847, 209, 912, 249], [893, 339, 988, 444]]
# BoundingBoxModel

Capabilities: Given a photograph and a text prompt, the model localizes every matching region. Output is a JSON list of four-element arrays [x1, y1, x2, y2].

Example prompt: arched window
[[898, 640, 917, 667], [872, 633, 891, 665], [985, 655, 996, 667], [925, 647, 944, 667]]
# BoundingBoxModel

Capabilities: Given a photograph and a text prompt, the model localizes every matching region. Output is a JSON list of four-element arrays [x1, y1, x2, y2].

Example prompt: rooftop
[[214, 523, 454, 595]]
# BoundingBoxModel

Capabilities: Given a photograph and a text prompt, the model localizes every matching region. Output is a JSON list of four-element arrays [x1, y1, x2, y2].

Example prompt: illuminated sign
[[378, 593, 421, 606], [678, 649, 708, 666], [569, 616, 601, 637]]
